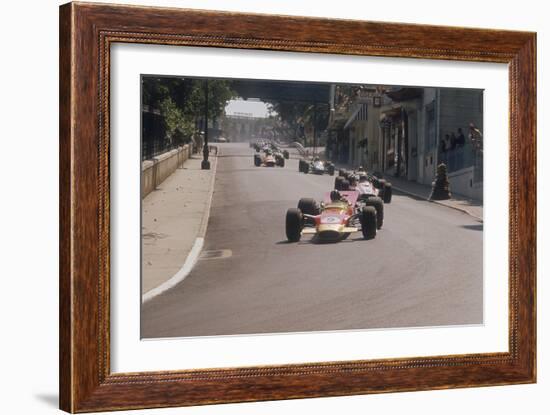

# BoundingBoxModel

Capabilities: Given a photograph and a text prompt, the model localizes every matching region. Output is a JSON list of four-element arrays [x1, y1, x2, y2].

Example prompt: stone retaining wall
[[142, 144, 193, 198]]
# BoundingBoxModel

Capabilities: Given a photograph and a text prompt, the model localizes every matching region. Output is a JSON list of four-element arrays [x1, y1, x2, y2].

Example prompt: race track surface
[[141, 143, 483, 338]]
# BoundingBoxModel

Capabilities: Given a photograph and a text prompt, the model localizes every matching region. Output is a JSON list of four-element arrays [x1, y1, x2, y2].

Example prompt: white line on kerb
[[142, 237, 204, 303]]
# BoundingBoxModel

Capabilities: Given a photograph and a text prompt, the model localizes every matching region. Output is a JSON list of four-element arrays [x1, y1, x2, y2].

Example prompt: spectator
[[457, 128, 466, 147], [450, 132, 457, 150], [439, 137, 447, 153]]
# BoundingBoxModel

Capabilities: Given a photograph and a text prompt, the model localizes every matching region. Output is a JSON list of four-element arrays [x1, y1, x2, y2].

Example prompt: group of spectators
[[440, 128, 466, 153], [439, 123, 483, 154]]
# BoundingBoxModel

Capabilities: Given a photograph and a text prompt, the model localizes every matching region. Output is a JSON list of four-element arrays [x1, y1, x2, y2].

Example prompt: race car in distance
[[270, 143, 290, 159], [298, 157, 335, 175], [335, 169, 392, 203], [254, 148, 285, 167], [250, 139, 290, 159], [271, 148, 289, 163], [285, 190, 383, 243]]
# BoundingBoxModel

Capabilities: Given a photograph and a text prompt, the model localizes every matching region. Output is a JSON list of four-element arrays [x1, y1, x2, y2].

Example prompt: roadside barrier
[[141, 144, 193, 198]]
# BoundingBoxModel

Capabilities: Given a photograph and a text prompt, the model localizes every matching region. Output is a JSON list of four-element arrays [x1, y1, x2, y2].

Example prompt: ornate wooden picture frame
[[59, 2, 536, 412]]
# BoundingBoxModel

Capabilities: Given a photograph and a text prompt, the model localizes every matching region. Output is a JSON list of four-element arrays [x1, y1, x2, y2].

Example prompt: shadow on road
[[275, 237, 363, 245], [392, 189, 426, 201], [461, 224, 483, 231]]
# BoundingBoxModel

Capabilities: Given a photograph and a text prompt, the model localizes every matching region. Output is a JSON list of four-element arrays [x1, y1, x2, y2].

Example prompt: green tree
[[267, 101, 329, 144], [142, 77, 236, 144]]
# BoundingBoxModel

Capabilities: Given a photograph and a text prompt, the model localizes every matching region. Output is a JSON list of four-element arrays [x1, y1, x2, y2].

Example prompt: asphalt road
[[141, 142, 483, 338]]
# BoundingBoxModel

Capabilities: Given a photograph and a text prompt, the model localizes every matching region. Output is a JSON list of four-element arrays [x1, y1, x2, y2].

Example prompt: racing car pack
[[335, 169, 392, 204]]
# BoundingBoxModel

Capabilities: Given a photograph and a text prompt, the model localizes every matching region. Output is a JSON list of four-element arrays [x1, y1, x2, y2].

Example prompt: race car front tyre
[[286, 208, 303, 242], [254, 155, 261, 167], [303, 163, 310, 174], [383, 183, 392, 203], [364, 196, 384, 229], [298, 198, 320, 216], [327, 164, 335, 176], [283, 150, 290, 159], [361, 206, 377, 240]]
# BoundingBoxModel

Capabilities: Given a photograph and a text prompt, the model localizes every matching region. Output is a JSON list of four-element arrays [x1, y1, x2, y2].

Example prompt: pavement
[[325, 154, 483, 222], [379, 174, 483, 222], [141, 152, 217, 297], [141, 142, 483, 338]]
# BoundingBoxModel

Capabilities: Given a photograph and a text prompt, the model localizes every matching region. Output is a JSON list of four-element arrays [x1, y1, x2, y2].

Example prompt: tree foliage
[[142, 77, 236, 143], [267, 101, 329, 142]]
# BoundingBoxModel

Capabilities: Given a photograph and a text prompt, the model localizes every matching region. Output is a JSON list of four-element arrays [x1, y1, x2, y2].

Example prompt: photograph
[[140, 76, 485, 339]]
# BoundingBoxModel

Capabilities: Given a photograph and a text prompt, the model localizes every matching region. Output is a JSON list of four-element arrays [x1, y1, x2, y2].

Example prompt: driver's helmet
[[357, 165, 365, 172], [330, 190, 341, 202], [314, 157, 320, 162], [359, 174, 368, 183], [349, 175, 358, 187]]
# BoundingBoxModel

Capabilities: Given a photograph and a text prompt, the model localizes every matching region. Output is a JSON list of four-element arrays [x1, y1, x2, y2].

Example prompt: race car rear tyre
[[298, 198, 320, 216], [341, 179, 350, 190], [286, 208, 303, 242], [279, 158, 285, 167], [364, 196, 384, 229], [283, 150, 290, 159], [383, 183, 392, 203], [334, 176, 344, 190], [327, 164, 335, 176], [254, 155, 261, 167], [298, 159, 304, 172], [361, 206, 377, 240], [303, 163, 310, 174]]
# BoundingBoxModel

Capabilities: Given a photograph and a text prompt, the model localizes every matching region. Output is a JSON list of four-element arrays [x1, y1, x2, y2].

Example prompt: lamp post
[[312, 102, 317, 156], [201, 79, 211, 170]]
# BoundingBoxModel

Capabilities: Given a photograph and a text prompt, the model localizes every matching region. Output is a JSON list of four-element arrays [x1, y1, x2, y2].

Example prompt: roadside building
[[378, 86, 483, 200], [379, 87, 429, 183], [328, 85, 484, 200], [436, 88, 484, 200]]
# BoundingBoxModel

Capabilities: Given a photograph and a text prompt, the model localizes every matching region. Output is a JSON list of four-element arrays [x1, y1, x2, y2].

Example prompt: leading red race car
[[285, 190, 381, 243]]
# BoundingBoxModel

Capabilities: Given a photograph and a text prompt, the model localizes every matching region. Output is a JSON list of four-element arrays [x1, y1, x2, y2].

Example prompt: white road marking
[[142, 147, 220, 303], [142, 237, 204, 303]]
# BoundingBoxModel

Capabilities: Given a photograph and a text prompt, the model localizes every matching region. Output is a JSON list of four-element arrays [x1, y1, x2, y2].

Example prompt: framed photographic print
[[59, 2, 536, 412]]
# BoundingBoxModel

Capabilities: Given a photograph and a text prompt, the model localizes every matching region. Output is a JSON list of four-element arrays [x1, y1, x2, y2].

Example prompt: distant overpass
[[231, 79, 331, 103]]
